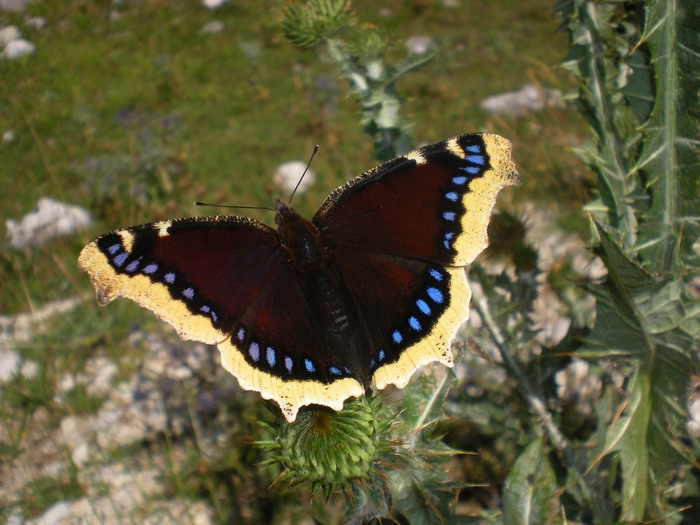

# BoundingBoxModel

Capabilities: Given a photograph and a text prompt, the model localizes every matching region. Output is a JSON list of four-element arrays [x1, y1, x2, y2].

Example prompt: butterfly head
[[274, 198, 323, 264]]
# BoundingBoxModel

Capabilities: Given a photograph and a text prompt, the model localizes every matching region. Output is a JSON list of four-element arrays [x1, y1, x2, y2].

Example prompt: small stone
[[202, 0, 227, 9], [2, 129, 15, 144], [481, 84, 564, 117], [273, 161, 315, 195], [404, 35, 434, 55], [0, 25, 20, 46], [25, 16, 47, 30], [72, 442, 90, 466], [85, 355, 118, 396], [34, 500, 71, 525], [6, 197, 92, 249], [0, 0, 33, 13], [201, 20, 224, 33], [0, 349, 20, 381], [2, 38, 35, 60]]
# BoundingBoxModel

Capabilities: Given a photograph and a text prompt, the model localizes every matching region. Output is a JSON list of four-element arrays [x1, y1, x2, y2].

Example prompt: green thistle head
[[258, 395, 397, 495], [282, 0, 355, 50]]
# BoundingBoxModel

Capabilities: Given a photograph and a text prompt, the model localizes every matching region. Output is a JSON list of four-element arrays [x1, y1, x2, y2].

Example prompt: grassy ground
[[1, 0, 589, 522]]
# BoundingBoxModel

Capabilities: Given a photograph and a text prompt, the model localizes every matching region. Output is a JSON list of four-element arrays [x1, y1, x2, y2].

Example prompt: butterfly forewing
[[314, 133, 519, 266]]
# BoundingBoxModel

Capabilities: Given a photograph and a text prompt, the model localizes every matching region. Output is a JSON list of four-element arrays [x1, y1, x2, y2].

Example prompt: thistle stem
[[470, 280, 608, 522]]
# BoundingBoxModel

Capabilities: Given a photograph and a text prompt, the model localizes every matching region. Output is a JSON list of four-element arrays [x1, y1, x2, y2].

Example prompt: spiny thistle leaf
[[559, 0, 643, 247], [502, 439, 560, 524], [634, 1, 700, 270], [583, 221, 700, 521]]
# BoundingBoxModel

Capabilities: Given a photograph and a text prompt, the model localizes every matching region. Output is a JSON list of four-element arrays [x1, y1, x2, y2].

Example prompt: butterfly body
[[79, 133, 519, 421]]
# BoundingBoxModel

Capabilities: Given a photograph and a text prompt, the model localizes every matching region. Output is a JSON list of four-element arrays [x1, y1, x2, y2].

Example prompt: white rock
[[690, 397, 700, 422], [3, 129, 15, 144], [5, 513, 23, 525], [60, 415, 91, 450], [68, 497, 120, 524], [273, 161, 315, 195], [57, 373, 78, 393], [688, 397, 700, 437], [26, 16, 47, 30], [143, 500, 215, 525], [201, 20, 224, 33], [0, 25, 20, 46], [72, 441, 90, 466], [85, 355, 118, 396], [6, 197, 92, 248], [0, 348, 20, 381], [202, 0, 227, 9], [0, 0, 34, 12], [481, 84, 564, 117], [33, 500, 71, 525], [2, 38, 35, 60], [405, 35, 434, 55], [20, 359, 38, 379]]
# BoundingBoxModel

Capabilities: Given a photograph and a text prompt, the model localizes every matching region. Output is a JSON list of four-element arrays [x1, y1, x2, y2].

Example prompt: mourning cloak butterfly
[[78, 133, 519, 421]]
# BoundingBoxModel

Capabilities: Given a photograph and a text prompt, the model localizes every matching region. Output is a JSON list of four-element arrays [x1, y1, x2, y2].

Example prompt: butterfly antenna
[[288, 144, 319, 206], [194, 202, 274, 212]]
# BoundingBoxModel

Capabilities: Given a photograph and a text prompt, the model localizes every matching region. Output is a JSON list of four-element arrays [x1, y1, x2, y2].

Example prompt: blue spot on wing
[[427, 287, 444, 304], [392, 330, 403, 344], [304, 358, 316, 373], [108, 243, 121, 255], [266, 347, 276, 367], [113, 253, 128, 267], [466, 154, 485, 165], [465, 144, 481, 154], [408, 316, 422, 331], [143, 263, 158, 274], [452, 175, 467, 185], [249, 342, 260, 362], [329, 366, 341, 376], [462, 166, 481, 175], [428, 269, 443, 281], [445, 191, 458, 202], [443, 211, 456, 221], [416, 299, 431, 315], [165, 272, 175, 284], [443, 232, 455, 250]]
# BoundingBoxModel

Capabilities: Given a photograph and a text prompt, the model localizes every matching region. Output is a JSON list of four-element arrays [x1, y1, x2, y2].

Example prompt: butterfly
[[78, 133, 519, 422]]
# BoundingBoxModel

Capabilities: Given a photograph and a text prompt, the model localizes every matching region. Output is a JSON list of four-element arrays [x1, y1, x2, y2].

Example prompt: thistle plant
[[282, 0, 433, 161], [466, 1, 699, 521], [266, 1, 700, 523]]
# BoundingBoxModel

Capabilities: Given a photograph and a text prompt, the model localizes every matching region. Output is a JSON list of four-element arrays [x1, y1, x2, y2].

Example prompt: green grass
[[0, 0, 588, 521], [1, 0, 582, 312]]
